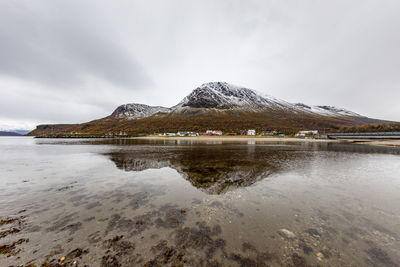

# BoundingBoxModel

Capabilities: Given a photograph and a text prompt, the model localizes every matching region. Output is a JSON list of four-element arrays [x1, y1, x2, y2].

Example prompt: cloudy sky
[[1, 0, 399, 130]]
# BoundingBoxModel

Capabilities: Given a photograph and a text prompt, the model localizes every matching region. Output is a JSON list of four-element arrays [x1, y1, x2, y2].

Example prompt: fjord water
[[1, 137, 400, 266]]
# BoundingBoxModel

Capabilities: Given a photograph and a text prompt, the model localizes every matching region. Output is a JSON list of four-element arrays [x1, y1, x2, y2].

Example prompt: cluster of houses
[[158, 129, 319, 138], [158, 129, 261, 137], [105, 131, 128, 137], [104, 129, 320, 138], [295, 130, 319, 137]]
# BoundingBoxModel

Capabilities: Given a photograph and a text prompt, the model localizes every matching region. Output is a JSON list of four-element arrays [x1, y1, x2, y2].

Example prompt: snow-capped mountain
[[173, 82, 362, 118], [109, 103, 170, 120], [108, 82, 362, 120], [29, 81, 388, 136], [173, 82, 294, 111]]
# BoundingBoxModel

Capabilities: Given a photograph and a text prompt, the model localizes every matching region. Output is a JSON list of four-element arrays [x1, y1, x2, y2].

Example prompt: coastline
[[137, 136, 400, 147], [137, 136, 339, 143]]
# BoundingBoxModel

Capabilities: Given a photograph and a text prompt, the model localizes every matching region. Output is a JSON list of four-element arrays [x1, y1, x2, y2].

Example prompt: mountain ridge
[[28, 82, 392, 136]]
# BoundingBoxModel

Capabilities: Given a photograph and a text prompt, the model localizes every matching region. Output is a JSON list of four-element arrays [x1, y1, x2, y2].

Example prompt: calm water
[[1, 137, 400, 266]]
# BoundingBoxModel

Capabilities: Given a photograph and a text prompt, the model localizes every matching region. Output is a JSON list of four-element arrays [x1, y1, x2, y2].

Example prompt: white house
[[247, 129, 256, 136], [177, 131, 199, 136], [206, 130, 222, 136], [295, 130, 319, 137]]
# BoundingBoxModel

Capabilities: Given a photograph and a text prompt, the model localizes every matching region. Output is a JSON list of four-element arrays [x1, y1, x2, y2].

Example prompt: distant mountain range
[[0, 131, 23, 136], [28, 82, 391, 136]]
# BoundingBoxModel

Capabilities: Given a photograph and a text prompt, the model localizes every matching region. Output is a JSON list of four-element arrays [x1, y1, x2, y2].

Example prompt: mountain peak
[[173, 81, 291, 110], [109, 103, 170, 120]]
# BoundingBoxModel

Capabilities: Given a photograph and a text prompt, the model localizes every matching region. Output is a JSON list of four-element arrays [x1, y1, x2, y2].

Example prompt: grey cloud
[[0, 0, 399, 130], [0, 1, 151, 89]]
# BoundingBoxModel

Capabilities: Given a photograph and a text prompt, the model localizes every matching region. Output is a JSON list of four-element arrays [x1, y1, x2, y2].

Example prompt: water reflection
[[1, 137, 400, 266], [99, 139, 400, 195], [105, 145, 303, 194]]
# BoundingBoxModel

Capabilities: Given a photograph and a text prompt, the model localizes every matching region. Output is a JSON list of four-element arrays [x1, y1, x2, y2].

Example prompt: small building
[[262, 130, 277, 136], [118, 131, 127, 136], [247, 129, 256, 136], [177, 131, 187, 136], [205, 130, 222, 136], [295, 130, 319, 137], [177, 131, 199, 137]]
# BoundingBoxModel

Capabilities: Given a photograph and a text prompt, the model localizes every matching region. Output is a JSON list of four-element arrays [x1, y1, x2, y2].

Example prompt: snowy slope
[[173, 82, 296, 111], [294, 103, 361, 117], [172, 82, 362, 118], [108, 82, 363, 121], [109, 103, 171, 120]]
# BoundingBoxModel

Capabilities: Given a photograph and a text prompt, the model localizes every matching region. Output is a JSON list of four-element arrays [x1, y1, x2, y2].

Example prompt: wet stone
[[299, 239, 313, 255], [291, 253, 308, 267], [306, 228, 321, 238], [278, 229, 296, 240]]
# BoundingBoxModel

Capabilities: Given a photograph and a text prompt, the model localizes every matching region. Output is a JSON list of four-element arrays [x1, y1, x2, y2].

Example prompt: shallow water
[[1, 137, 400, 266]]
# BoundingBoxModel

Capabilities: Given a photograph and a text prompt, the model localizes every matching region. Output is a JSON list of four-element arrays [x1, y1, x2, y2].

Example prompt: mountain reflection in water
[[105, 143, 303, 194], [1, 137, 400, 266], [100, 139, 400, 195]]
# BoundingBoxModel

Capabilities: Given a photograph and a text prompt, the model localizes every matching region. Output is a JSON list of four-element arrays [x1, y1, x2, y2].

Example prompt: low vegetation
[[27, 110, 390, 137]]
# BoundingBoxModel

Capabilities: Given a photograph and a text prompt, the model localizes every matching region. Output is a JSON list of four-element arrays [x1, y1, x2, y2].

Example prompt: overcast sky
[[1, 0, 399, 130]]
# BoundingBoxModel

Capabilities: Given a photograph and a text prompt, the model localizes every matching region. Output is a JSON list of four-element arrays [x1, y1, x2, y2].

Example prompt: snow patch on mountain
[[109, 82, 362, 121], [110, 103, 171, 120], [173, 82, 297, 111], [294, 103, 361, 117]]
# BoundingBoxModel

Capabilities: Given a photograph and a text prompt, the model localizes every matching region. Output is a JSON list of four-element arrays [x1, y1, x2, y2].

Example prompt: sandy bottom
[[353, 139, 400, 147]]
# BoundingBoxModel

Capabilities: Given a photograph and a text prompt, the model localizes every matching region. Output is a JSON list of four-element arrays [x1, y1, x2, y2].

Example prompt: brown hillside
[[28, 109, 387, 136]]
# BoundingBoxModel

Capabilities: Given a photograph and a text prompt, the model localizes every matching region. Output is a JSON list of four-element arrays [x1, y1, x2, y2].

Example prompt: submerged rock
[[278, 229, 296, 240]]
